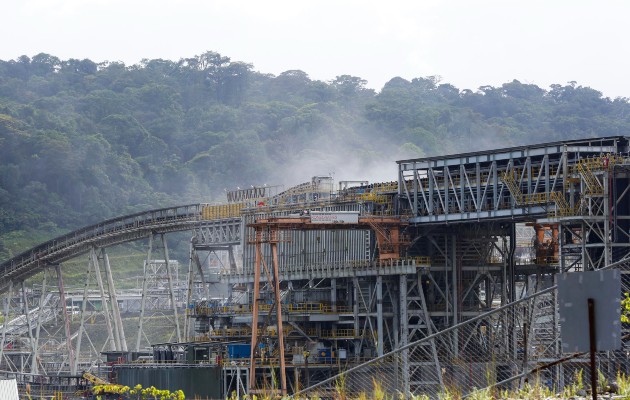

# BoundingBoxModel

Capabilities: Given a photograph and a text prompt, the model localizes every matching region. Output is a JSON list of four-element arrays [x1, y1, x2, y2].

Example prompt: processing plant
[[1, 136, 630, 398]]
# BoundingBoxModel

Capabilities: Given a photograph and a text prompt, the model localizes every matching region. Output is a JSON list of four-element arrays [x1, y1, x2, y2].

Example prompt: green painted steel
[[115, 364, 222, 399]]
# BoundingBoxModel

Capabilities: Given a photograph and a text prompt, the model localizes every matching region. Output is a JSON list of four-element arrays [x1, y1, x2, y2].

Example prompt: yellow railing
[[548, 191, 579, 218], [288, 303, 350, 313], [201, 203, 245, 220], [405, 256, 430, 265], [573, 154, 628, 196], [522, 192, 549, 205], [210, 329, 251, 337], [502, 170, 576, 216], [373, 182, 398, 193], [576, 162, 601, 195], [357, 192, 377, 202], [321, 329, 357, 338], [501, 170, 524, 204]]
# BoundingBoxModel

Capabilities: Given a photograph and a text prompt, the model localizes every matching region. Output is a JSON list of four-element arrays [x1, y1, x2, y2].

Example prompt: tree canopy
[[2, 50, 630, 260]]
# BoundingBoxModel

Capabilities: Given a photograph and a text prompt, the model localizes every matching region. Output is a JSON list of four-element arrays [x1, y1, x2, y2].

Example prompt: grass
[[232, 370, 630, 400], [0, 227, 66, 263], [560, 369, 584, 398], [26, 369, 630, 400], [617, 371, 630, 397]]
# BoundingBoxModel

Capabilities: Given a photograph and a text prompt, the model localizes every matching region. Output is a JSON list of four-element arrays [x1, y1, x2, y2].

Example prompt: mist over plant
[[2, 50, 630, 261]]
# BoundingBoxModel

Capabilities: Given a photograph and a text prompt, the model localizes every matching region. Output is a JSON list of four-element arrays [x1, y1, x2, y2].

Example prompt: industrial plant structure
[[1, 136, 629, 398]]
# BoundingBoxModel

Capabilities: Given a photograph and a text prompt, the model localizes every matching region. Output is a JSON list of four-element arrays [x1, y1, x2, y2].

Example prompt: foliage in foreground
[[92, 383, 185, 400]]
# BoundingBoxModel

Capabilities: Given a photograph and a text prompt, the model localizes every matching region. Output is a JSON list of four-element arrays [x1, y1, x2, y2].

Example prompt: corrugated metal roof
[[396, 135, 629, 164]]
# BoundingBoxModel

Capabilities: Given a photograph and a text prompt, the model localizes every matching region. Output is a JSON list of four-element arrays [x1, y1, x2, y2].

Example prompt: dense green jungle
[[2, 50, 630, 265]]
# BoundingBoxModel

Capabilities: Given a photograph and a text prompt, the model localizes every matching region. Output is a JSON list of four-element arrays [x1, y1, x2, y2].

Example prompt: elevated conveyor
[[0, 204, 241, 294]]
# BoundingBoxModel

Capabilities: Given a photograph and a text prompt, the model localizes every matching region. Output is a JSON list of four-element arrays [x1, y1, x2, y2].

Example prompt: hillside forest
[[2, 50, 630, 262]]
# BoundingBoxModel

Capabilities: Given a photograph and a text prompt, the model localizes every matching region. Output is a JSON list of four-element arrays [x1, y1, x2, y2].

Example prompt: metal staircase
[[548, 192, 572, 217], [576, 159, 603, 195], [502, 170, 573, 217], [502, 170, 524, 204]]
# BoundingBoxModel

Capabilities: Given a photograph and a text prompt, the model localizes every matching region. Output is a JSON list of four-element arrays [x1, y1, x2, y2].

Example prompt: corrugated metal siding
[[116, 365, 222, 399], [0, 379, 19, 400], [241, 204, 372, 275]]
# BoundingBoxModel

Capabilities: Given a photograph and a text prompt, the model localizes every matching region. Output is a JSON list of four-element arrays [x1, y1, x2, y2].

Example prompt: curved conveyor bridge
[[0, 204, 213, 294]]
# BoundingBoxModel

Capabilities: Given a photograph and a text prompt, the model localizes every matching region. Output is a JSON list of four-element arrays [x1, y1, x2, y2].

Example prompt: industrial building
[[0, 136, 629, 398]]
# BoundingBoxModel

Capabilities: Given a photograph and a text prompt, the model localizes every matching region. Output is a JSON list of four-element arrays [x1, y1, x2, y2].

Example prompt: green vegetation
[[622, 293, 630, 323], [2, 51, 630, 262], [92, 383, 185, 400], [226, 372, 630, 399], [561, 369, 585, 398]]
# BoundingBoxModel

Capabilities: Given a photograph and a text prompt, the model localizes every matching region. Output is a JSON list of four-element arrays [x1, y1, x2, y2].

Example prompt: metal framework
[[1, 136, 630, 397]]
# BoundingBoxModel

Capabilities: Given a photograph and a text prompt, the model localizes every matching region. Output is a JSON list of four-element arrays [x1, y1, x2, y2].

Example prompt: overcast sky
[[3, 0, 629, 98]]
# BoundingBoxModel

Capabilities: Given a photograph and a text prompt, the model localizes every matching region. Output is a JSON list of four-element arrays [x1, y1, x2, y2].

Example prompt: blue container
[[316, 348, 334, 363], [227, 344, 251, 359]]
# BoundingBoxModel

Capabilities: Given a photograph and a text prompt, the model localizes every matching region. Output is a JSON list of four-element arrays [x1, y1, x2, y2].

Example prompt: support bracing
[[20, 281, 35, 356], [271, 234, 288, 395], [185, 241, 194, 339], [136, 234, 153, 352], [75, 253, 92, 373], [102, 249, 127, 351], [249, 228, 287, 395], [1, 136, 629, 396], [55, 265, 76, 375], [248, 232, 262, 391], [161, 234, 181, 343], [32, 268, 47, 375], [0, 280, 13, 368], [90, 247, 117, 351]]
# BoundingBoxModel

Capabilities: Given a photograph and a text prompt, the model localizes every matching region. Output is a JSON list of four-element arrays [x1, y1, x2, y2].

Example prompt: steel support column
[[185, 241, 194, 339], [0, 280, 13, 368], [90, 247, 117, 351], [353, 277, 360, 357], [399, 274, 409, 396], [161, 234, 181, 343], [55, 265, 76, 374], [376, 275, 383, 356], [271, 234, 287, 395], [103, 249, 127, 351], [75, 254, 93, 373], [451, 234, 458, 357], [136, 234, 153, 352], [20, 281, 35, 358], [32, 269, 47, 375], [249, 232, 262, 391]]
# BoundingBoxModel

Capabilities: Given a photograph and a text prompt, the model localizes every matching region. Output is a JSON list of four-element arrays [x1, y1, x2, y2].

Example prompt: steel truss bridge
[[1, 136, 630, 397]]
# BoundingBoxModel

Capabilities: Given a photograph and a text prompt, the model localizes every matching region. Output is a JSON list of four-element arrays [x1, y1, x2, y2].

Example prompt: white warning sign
[[310, 212, 359, 224]]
